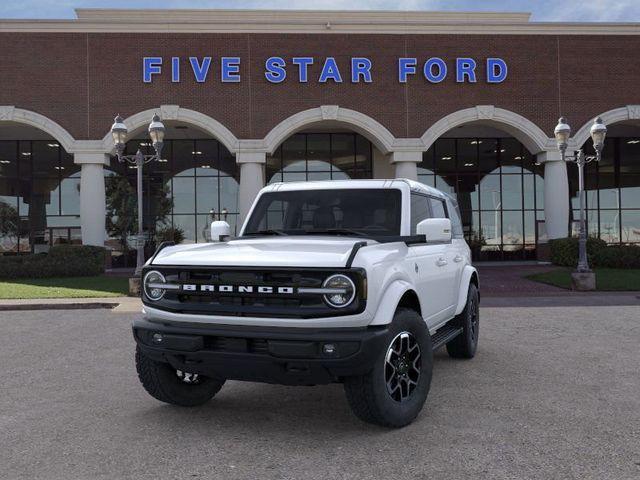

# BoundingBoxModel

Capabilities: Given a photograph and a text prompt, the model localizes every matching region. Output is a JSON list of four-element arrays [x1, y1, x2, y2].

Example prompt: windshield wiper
[[305, 228, 369, 238], [243, 229, 287, 236]]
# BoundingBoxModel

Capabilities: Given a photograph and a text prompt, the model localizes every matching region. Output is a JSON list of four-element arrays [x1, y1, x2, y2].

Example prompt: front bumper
[[133, 318, 390, 386]]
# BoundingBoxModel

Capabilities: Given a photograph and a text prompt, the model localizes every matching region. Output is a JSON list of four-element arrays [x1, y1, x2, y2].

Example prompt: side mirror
[[416, 218, 452, 243], [210, 221, 231, 242]]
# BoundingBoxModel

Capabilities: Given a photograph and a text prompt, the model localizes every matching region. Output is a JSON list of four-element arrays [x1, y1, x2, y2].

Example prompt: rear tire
[[135, 346, 225, 406], [446, 283, 479, 359], [343, 308, 433, 428]]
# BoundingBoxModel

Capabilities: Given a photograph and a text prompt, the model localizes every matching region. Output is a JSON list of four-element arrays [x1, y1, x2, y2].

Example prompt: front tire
[[135, 346, 225, 406], [446, 283, 479, 359], [343, 308, 433, 428]]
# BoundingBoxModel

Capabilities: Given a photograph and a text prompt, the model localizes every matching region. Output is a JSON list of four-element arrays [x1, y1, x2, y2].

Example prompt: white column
[[75, 152, 109, 246], [539, 151, 569, 239], [390, 151, 422, 181], [237, 151, 266, 225]]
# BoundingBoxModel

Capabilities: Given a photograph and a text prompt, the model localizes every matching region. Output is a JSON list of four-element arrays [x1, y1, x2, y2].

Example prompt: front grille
[[144, 266, 366, 319]]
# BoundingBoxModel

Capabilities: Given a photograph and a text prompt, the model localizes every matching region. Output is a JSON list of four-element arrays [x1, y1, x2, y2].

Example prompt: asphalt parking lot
[[1, 306, 639, 480]]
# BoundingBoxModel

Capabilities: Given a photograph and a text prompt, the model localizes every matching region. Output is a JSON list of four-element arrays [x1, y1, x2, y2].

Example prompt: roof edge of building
[[0, 9, 639, 35]]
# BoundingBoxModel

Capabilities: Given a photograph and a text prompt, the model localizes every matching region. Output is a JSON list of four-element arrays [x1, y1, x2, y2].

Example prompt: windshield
[[243, 188, 402, 237]]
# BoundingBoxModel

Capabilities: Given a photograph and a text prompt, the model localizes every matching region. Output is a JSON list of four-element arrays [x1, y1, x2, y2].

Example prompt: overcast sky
[[1, 0, 639, 22]]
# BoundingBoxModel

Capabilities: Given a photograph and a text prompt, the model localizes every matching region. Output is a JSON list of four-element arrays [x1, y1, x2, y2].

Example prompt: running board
[[431, 325, 463, 350]]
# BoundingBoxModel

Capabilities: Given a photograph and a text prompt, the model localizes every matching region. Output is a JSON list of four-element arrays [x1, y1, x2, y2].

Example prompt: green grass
[[0, 276, 129, 299], [526, 268, 640, 291]]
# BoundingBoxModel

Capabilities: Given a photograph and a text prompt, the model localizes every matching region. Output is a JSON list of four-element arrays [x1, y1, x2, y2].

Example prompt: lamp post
[[110, 114, 166, 276], [553, 116, 607, 280]]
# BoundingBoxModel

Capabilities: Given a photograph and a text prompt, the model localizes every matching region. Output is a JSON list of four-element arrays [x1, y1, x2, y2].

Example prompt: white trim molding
[[0, 106, 76, 153], [3, 10, 640, 35], [263, 106, 397, 155], [100, 105, 240, 155], [571, 105, 640, 149], [421, 105, 553, 154]]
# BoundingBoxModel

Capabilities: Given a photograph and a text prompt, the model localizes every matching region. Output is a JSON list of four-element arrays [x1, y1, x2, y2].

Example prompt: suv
[[134, 179, 479, 427]]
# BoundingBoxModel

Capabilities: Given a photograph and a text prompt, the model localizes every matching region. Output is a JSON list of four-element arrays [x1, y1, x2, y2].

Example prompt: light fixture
[[110, 115, 128, 154], [470, 140, 483, 145], [627, 139, 640, 144], [0, 160, 10, 164], [21, 152, 31, 156], [514, 156, 523, 160], [54, 166, 65, 170], [500, 149, 506, 153], [148, 113, 165, 154], [590, 117, 607, 154], [464, 163, 474, 167], [158, 158, 168, 163], [441, 156, 453, 160], [47, 143, 59, 148], [200, 165, 211, 169], [554, 117, 571, 154], [192, 151, 203, 155]]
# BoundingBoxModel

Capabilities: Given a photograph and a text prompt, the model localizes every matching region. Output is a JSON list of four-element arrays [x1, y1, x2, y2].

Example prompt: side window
[[410, 193, 431, 234], [446, 198, 464, 238], [429, 198, 447, 219]]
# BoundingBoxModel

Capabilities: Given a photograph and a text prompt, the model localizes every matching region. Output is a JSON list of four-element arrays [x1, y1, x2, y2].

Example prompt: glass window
[[410, 193, 430, 234], [502, 175, 523, 210], [266, 133, 373, 184], [477, 139, 499, 173], [244, 189, 402, 236], [621, 210, 640, 243], [435, 139, 456, 174], [430, 198, 447, 218]]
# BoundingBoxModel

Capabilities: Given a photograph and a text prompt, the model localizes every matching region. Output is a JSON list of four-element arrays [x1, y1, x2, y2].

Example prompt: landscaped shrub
[[550, 237, 640, 268], [0, 245, 106, 279], [593, 245, 640, 269], [549, 237, 607, 267]]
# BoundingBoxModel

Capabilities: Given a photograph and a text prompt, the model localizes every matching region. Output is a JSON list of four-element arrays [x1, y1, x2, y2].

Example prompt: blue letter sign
[[319, 57, 343, 83], [142, 55, 508, 84], [143, 57, 162, 83], [487, 58, 508, 83], [265, 57, 287, 83], [189, 57, 211, 83]]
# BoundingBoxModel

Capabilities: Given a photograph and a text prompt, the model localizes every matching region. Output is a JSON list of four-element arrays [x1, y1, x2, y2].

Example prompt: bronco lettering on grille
[[181, 284, 295, 294]]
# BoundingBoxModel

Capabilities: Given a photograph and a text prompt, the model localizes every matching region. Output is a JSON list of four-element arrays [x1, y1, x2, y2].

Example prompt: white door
[[408, 193, 458, 326]]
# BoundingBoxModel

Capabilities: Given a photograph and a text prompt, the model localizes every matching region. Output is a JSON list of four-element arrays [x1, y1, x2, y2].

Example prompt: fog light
[[152, 333, 164, 344], [323, 343, 337, 354]]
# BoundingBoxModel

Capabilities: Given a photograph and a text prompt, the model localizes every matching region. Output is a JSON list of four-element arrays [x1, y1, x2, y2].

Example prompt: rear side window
[[410, 193, 431, 234], [446, 197, 464, 238], [429, 198, 447, 219]]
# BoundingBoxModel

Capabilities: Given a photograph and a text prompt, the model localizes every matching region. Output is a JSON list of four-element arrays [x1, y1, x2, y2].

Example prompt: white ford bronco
[[134, 179, 479, 427]]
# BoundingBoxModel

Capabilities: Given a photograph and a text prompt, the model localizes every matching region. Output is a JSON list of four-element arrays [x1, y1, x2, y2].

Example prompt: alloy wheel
[[384, 332, 421, 402]]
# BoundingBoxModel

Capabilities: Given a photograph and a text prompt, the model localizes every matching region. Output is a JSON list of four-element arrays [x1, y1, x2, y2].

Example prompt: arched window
[[418, 137, 544, 260], [0, 140, 79, 253], [266, 133, 373, 183]]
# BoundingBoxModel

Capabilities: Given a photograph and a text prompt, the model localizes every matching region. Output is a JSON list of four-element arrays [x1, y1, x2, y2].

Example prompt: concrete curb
[[0, 296, 142, 313], [0, 302, 119, 311]]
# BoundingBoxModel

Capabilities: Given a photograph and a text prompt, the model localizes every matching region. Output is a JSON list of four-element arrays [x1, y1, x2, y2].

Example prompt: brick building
[[1, 9, 639, 263]]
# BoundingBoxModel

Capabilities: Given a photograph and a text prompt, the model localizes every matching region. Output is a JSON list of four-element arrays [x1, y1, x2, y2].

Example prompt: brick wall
[[1, 32, 639, 142]]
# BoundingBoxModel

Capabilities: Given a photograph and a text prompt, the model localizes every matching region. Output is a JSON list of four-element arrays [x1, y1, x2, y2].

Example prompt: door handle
[[436, 257, 447, 267], [454, 255, 464, 263]]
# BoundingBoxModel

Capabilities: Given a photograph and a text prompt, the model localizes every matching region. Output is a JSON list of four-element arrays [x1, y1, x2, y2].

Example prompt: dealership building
[[1, 9, 640, 263]]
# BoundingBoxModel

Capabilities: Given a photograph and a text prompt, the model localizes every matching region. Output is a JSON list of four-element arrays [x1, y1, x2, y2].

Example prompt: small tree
[[0, 201, 21, 250], [105, 175, 173, 253]]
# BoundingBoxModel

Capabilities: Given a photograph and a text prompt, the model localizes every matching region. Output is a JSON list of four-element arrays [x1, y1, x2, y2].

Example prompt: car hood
[[151, 236, 367, 268]]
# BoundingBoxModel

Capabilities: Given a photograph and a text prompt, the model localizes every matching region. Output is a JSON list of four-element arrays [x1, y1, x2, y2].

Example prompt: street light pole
[[110, 114, 166, 276], [554, 116, 607, 281]]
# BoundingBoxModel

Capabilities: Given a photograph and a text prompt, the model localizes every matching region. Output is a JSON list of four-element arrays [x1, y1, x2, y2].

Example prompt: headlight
[[322, 274, 356, 308], [143, 270, 166, 301]]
